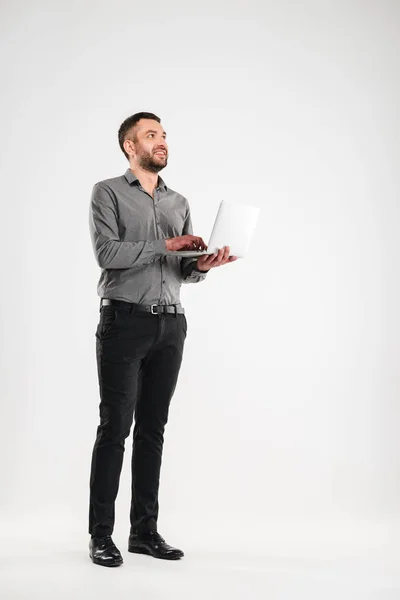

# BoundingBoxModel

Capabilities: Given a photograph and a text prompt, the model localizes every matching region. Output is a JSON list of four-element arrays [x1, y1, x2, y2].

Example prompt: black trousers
[[88, 302, 187, 537]]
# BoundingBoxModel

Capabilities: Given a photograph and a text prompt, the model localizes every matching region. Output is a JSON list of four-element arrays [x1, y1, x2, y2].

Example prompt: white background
[[1, 0, 399, 597]]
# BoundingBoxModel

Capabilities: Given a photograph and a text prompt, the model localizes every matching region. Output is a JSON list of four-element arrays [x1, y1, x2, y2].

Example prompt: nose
[[155, 143, 167, 153], [156, 136, 167, 150]]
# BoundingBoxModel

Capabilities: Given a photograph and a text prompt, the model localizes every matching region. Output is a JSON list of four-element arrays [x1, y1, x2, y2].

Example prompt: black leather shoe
[[128, 530, 184, 560], [89, 535, 123, 567]]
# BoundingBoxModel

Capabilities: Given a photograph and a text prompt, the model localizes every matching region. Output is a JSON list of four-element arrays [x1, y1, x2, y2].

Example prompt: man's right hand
[[165, 235, 207, 252]]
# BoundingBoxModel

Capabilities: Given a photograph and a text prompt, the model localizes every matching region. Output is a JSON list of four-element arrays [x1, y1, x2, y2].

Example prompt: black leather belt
[[100, 298, 185, 315]]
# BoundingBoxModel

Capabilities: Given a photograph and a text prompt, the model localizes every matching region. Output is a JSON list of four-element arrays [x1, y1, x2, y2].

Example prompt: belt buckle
[[150, 304, 158, 315]]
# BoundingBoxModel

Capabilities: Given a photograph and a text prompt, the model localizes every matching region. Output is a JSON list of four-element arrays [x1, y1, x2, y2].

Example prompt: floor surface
[[1, 518, 398, 599]]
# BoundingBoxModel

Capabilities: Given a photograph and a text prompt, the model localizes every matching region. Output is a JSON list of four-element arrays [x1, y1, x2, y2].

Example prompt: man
[[88, 112, 237, 567]]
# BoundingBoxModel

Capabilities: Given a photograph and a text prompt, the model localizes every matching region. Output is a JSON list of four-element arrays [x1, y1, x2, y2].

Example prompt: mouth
[[154, 151, 167, 157]]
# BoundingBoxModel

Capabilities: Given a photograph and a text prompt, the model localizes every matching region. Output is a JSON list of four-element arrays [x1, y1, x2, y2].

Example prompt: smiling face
[[125, 118, 168, 173]]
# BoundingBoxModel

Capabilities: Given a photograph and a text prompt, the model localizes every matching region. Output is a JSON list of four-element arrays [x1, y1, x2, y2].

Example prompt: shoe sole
[[128, 545, 183, 560]]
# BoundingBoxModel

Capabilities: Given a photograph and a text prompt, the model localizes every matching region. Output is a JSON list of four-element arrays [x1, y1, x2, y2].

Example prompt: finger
[[212, 249, 224, 267], [195, 236, 206, 250], [218, 247, 226, 262], [198, 254, 211, 266], [206, 252, 219, 265]]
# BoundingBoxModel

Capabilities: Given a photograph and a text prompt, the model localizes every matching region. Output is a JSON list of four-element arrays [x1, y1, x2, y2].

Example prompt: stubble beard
[[137, 149, 168, 173]]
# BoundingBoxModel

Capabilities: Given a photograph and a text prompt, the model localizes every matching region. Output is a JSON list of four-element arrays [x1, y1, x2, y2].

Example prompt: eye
[[148, 134, 154, 138]]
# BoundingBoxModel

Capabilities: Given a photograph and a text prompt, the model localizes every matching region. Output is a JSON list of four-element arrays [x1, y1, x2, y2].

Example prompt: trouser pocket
[[98, 307, 119, 336]]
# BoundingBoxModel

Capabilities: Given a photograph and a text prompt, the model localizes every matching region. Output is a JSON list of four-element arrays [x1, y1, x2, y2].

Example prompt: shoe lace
[[97, 535, 114, 547], [149, 530, 165, 543]]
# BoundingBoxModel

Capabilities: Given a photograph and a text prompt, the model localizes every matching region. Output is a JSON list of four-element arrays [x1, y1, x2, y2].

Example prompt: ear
[[124, 138, 136, 158]]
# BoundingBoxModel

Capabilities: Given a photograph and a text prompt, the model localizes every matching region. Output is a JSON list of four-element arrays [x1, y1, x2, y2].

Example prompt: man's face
[[129, 119, 168, 173]]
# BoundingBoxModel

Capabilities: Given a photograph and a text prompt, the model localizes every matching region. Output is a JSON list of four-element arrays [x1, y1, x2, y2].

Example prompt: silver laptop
[[166, 200, 260, 258]]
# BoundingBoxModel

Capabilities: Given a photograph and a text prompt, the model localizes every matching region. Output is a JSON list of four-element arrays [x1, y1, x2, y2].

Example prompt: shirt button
[[162, 280, 166, 283]]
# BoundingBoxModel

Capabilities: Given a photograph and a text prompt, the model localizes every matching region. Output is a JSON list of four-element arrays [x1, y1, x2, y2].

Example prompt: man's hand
[[166, 235, 207, 251], [195, 246, 238, 272]]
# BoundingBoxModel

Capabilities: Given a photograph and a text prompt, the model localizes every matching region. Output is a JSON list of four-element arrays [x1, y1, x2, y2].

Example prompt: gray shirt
[[89, 168, 208, 305]]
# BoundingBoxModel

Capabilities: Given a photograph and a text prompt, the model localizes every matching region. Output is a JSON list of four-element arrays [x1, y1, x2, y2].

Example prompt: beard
[[136, 148, 168, 173]]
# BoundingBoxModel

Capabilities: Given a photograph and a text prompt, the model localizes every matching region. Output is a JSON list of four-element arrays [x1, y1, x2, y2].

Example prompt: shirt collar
[[124, 168, 168, 191]]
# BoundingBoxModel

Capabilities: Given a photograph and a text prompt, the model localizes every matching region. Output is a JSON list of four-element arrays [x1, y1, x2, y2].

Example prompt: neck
[[129, 164, 159, 194]]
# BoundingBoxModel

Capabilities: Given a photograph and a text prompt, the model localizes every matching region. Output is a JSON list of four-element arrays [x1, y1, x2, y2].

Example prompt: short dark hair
[[118, 112, 161, 160]]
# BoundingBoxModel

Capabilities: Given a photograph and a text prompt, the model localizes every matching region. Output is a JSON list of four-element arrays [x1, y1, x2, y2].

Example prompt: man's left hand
[[195, 246, 238, 272]]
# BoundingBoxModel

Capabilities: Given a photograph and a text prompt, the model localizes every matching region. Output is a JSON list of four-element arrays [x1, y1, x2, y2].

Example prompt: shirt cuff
[[192, 266, 208, 274], [153, 239, 167, 255]]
